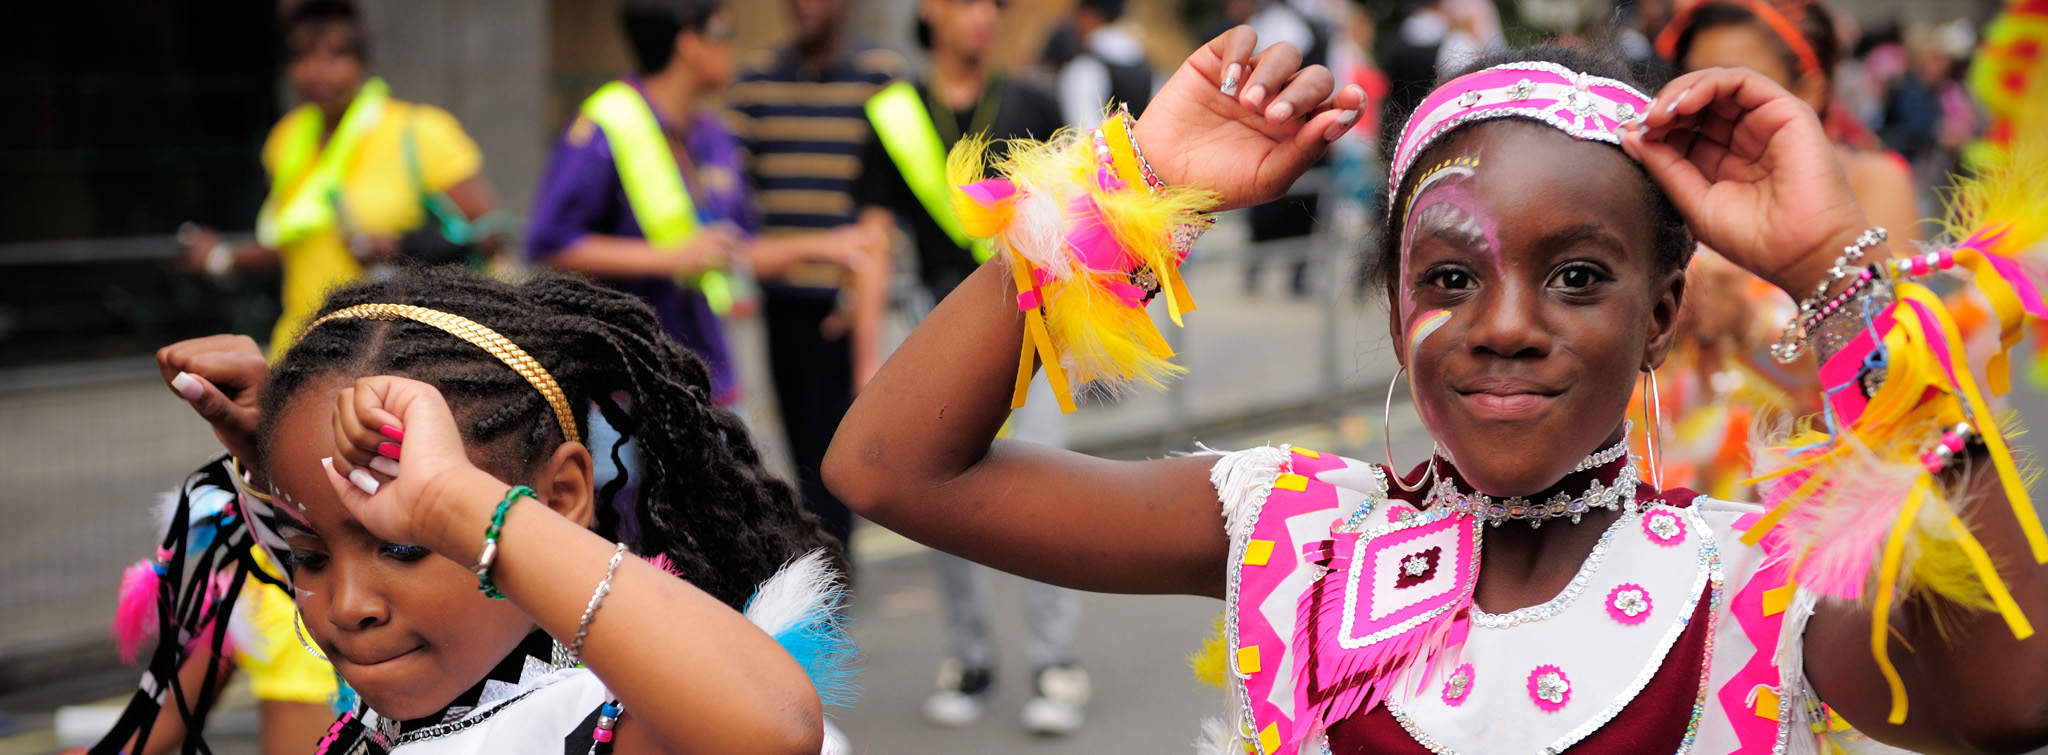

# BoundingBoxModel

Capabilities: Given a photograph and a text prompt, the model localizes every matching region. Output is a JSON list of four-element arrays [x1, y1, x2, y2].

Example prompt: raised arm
[[1626, 66, 2048, 753], [825, 260, 1228, 596], [327, 377, 823, 755], [823, 26, 1367, 598]]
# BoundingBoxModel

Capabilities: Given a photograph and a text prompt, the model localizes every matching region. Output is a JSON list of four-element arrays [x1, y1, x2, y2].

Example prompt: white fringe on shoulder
[[1208, 445, 1291, 541]]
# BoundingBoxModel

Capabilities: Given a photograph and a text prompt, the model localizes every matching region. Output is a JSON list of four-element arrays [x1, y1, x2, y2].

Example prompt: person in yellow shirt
[[177, 0, 503, 357], [103, 3, 498, 753]]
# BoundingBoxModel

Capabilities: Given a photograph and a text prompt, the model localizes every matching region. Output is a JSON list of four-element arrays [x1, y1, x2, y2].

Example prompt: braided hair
[[256, 266, 840, 610]]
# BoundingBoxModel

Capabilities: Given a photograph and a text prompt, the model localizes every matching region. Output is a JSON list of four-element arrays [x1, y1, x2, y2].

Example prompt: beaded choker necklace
[[1429, 432, 1640, 527]]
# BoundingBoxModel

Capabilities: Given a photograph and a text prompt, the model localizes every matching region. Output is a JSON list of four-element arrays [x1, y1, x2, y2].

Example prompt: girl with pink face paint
[[826, 27, 2048, 755]]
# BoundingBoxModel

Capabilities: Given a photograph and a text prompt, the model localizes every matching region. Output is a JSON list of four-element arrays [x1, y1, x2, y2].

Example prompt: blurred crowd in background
[[2, 0, 2033, 746]]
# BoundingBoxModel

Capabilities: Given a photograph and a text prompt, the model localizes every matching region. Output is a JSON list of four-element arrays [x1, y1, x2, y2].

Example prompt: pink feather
[[113, 559, 161, 664], [646, 553, 685, 578]]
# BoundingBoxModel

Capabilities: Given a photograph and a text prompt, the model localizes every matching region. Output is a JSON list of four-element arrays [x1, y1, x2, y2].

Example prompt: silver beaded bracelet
[[569, 542, 630, 662], [1769, 227, 1888, 364]]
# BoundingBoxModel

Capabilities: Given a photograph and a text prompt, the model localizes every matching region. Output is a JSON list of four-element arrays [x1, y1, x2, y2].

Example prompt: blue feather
[[771, 610, 859, 708]]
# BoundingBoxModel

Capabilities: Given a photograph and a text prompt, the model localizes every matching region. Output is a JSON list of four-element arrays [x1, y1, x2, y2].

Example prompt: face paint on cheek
[[1408, 309, 1452, 352]]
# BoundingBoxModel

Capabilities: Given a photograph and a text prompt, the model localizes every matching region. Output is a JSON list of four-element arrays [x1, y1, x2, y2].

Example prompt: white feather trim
[[150, 490, 179, 541], [743, 549, 844, 638], [1193, 717, 1247, 755], [1004, 180, 1071, 276]]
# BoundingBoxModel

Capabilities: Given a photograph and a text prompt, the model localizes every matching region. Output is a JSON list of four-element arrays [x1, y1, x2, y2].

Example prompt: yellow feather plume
[[946, 134, 1013, 240], [1190, 612, 1230, 688], [1942, 92, 2048, 258], [944, 122, 1220, 409]]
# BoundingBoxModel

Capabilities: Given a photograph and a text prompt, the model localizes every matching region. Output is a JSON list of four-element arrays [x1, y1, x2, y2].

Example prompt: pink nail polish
[[1268, 101, 1294, 121], [171, 372, 205, 401], [380, 425, 405, 442], [1221, 63, 1242, 96], [377, 442, 402, 460]]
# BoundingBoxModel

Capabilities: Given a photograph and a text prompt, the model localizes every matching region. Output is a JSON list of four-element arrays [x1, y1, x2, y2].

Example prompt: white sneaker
[[921, 658, 993, 728], [1019, 664, 1091, 735]]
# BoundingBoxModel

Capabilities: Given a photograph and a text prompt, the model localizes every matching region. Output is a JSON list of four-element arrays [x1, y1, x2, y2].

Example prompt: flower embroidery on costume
[[1527, 665, 1571, 711], [1396, 547, 1442, 588], [1606, 583, 1652, 625], [1442, 663, 1475, 706], [1642, 509, 1686, 546]]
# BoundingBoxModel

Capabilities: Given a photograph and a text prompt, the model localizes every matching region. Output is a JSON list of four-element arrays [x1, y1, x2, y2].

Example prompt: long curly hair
[[256, 266, 840, 610]]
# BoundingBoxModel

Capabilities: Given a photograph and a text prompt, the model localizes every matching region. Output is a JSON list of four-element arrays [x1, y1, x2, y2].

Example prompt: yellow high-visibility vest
[[864, 81, 994, 264], [579, 81, 734, 314], [257, 77, 389, 248]]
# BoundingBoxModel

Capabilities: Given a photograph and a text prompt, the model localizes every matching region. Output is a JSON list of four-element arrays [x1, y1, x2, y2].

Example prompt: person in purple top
[[530, 0, 873, 407], [528, 86, 750, 401]]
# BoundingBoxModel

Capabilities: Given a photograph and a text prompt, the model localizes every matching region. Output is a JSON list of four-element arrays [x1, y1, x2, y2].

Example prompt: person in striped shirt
[[724, 0, 904, 550]]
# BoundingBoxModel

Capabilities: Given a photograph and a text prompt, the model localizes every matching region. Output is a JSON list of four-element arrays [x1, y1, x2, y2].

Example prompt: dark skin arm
[[823, 26, 1367, 598], [1804, 462, 2048, 755], [1626, 67, 2048, 753]]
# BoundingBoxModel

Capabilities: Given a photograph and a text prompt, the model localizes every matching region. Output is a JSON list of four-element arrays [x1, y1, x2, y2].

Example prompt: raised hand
[[321, 375, 498, 548], [1620, 67, 1874, 297], [1133, 26, 1367, 211], [157, 334, 269, 469]]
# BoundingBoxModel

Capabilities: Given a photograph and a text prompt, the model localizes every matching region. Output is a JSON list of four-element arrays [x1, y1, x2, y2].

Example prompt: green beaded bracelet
[[473, 485, 533, 599]]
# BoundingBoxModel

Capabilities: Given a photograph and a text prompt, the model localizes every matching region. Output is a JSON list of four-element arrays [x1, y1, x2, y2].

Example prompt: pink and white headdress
[[1388, 62, 1653, 212]]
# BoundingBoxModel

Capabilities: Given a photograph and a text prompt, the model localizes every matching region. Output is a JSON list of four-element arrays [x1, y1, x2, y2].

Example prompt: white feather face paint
[[1396, 154, 1494, 325]]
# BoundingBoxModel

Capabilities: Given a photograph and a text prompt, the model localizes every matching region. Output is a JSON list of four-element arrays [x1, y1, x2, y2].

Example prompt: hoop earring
[[294, 611, 329, 662], [1640, 368, 1665, 490], [1384, 365, 1438, 492]]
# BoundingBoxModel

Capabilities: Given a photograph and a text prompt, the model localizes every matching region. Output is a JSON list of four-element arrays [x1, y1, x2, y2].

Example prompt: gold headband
[[305, 303, 581, 444]]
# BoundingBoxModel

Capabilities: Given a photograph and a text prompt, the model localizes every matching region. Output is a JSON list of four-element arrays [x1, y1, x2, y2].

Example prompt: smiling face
[[267, 376, 533, 721], [1390, 121, 1682, 496]]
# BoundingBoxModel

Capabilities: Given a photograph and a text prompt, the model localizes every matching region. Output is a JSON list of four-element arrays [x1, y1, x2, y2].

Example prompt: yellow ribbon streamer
[[1897, 284, 2048, 563], [1872, 482, 1927, 725]]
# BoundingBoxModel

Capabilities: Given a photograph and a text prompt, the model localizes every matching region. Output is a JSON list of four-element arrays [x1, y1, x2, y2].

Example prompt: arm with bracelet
[[1624, 65, 2048, 751], [314, 334, 828, 754]]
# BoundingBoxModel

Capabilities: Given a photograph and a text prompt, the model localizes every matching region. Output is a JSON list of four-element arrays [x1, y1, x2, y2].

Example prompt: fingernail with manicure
[[1664, 87, 1691, 114], [348, 468, 381, 496], [369, 456, 400, 478], [1243, 84, 1267, 109], [171, 372, 205, 401], [1268, 101, 1294, 121], [1325, 109, 1361, 141], [377, 442, 402, 460], [379, 425, 405, 442], [1221, 63, 1241, 96]]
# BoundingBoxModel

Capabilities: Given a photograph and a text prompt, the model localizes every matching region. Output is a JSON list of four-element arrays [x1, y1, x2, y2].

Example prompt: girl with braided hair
[[93, 265, 851, 754]]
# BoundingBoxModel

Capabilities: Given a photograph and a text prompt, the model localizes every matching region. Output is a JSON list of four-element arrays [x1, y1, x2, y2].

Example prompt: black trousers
[[762, 286, 856, 548]]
